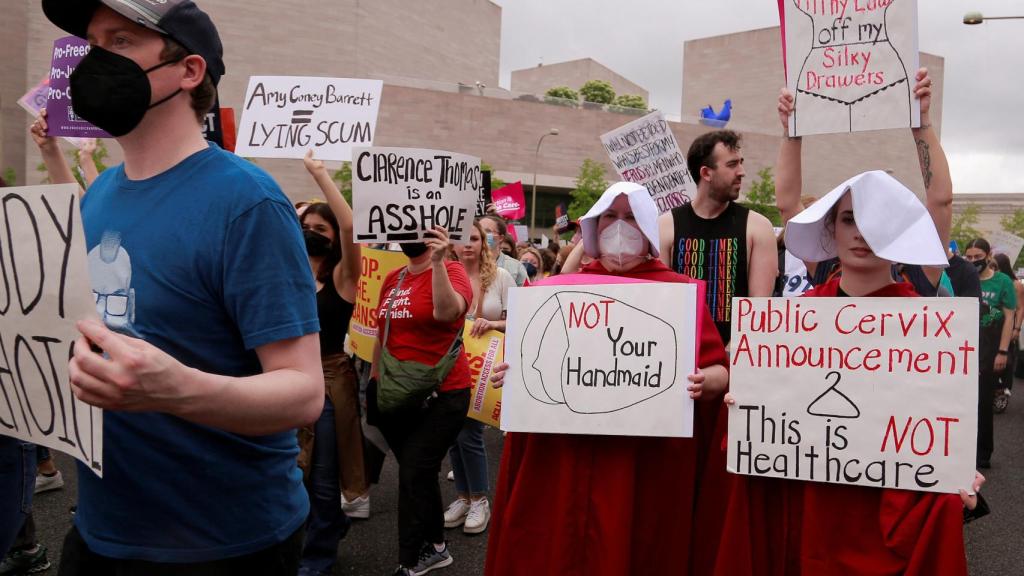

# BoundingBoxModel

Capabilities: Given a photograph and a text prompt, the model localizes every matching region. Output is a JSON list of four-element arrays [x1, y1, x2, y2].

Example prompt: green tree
[[568, 159, 609, 219], [36, 140, 110, 188], [1000, 208, 1024, 268], [613, 94, 647, 110], [481, 161, 505, 192], [331, 161, 353, 205], [544, 86, 578, 102], [1, 168, 15, 185], [579, 80, 615, 105], [741, 167, 781, 226], [950, 203, 982, 251]]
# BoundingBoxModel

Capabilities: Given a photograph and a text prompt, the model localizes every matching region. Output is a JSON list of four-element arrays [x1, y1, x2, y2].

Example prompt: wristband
[[997, 350, 1008, 355]]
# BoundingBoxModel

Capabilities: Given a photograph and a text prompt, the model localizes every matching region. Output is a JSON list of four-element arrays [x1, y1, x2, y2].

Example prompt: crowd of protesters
[[0, 1, 1013, 576]]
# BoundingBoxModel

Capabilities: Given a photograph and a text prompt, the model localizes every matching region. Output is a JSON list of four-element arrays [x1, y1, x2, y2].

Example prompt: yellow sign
[[464, 321, 504, 427], [348, 247, 407, 362]]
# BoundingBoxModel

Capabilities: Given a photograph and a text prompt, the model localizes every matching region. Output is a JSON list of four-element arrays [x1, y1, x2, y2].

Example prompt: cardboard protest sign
[[464, 322, 503, 428], [988, 230, 1024, 265], [348, 247, 407, 362], [235, 76, 382, 161], [353, 147, 480, 245], [511, 225, 529, 244], [600, 111, 693, 213], [0, 184, 103, 475], [492, 182, 526, 220], [729, 297, 978, 494], [502, 283, 698, 437], [46, 36, 112, 139], [780, 0, 920, 136], [554, 202, 576, 235]]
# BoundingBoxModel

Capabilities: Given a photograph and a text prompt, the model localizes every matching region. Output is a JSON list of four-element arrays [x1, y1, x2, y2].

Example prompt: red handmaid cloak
[[711, 278, 969, 576], [484, 260, 731, 576]]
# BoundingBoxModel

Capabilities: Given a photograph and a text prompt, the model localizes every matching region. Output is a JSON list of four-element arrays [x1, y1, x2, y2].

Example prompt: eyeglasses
[[95, 291, 129, 317]]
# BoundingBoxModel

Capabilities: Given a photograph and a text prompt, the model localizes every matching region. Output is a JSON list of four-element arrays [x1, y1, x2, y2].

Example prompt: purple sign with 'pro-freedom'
[[46, 36, 111, 139]]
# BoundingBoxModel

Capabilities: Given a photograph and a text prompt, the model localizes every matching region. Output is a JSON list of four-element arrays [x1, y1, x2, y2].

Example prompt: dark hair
[[686, 130, 742, 184], [480, 214, 508, 237], [966, 238, 992, 257], [300, 203, 341, 283], [539, 245, 556, 274], [994, 253, 1016, 279], [160, 37, 217, 124]]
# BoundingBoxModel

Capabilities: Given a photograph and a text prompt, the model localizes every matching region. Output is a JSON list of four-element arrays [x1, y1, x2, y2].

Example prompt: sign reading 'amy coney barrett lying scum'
[[502, 282, 698, 437], [353, 147, 481, 245], [0, 184, 103, 476], [234, 76, 382, 161], [728, 297, 978, 494]]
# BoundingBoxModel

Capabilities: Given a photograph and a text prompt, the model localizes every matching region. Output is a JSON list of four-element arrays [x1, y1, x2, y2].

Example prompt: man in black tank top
[[658, 130, 778, 344]]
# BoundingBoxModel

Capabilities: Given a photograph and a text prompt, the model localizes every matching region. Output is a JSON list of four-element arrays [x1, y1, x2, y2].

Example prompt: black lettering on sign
[[3, 194, 45, 315]]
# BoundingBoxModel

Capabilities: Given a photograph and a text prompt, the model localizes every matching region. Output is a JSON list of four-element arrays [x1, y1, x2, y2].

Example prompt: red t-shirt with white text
[[376, 260, 473, 392]]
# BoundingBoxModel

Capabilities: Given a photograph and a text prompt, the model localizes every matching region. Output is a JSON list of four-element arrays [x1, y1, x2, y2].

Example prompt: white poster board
[[988, 230, 1024, 265], [502, 282, 698, 437], [352, 147, 480, 244], [600, 110, 693, 213], [782, 0, 920, 136], [0, 184, 103, 476], [728, 297, 978, 494], [235, 76, 383, 161]]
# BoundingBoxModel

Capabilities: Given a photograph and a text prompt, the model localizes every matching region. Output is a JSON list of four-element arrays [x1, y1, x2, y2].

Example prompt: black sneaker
[[0, 544, 51, 575], [411, 542, 453, 575]]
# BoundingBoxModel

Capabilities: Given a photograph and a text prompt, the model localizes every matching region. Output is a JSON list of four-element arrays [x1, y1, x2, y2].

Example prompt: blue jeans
[[298, 397, 350, 576], [449, 419, 488, 496], [0, 437, 35, 557]]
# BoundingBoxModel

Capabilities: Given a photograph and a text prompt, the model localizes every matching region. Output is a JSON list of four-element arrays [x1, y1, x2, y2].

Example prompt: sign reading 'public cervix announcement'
[[0, 184, 103, 476], [352, 147, 480, 245], [728, 297, 978, 494], [600, 111, 693, 213], [502, 282, 698, 437], [235, 76, 383, 161], [781, 0, 921, 135]]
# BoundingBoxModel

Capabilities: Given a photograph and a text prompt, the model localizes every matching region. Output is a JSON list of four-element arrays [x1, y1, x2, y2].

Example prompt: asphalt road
[[28, 390, 1023, 575]]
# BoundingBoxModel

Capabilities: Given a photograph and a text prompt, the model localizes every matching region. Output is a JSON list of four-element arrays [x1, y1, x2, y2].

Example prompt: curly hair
[[686, 129, 742, 184]]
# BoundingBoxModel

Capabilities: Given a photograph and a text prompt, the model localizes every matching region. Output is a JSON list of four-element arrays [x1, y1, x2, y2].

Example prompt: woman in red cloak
[[715, 172, 983, 576], [483, 182, 731, 575]]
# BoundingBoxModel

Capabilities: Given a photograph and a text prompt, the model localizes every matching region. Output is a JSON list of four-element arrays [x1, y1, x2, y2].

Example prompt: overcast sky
[[492, 0, 1023, 194]]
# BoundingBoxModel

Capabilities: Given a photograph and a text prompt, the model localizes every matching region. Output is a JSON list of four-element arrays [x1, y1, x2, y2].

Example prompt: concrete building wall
[[953, 193, 1024, 237], [0, 0, 31, 185], [511, 58, 649, 102]]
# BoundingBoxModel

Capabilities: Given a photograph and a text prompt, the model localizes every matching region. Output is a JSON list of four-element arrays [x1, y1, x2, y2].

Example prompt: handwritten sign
[[348, 247, 407, 362], [988, 230, 1024, 265], [0, 184, 103, 476], [352, 147, 480, 245], [235, 76, 382, 161], [728, 297, 978, 494], [600, 111, 693, 213], [45, 36, 112, 139], [502, 283, 698, 437], [492, 182, 526, 220], [781, 0, 921, 135], [464, 322, 503, 428]]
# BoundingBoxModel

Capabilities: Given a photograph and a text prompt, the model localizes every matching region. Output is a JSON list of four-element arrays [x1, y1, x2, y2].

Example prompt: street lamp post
[[530, 128, 559, 237], [964, 11, 1024, 24]]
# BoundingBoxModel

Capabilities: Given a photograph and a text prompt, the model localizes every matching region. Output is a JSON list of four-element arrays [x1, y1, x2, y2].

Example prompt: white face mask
[[598, 219, 647, 271]]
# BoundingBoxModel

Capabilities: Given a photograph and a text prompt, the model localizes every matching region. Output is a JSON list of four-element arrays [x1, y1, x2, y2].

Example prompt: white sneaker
[[34, 471, 64, 494], [341, 493, 370, 519], [463, 498, 490, 534], [443, 498, 470, 528]]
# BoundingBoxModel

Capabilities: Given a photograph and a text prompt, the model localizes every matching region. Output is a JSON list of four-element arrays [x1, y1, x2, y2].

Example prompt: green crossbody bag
[[377, 267, 464, 413]]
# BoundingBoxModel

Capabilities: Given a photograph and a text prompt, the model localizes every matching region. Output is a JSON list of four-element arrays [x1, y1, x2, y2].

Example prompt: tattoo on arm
[[916, 138, 933, 189]]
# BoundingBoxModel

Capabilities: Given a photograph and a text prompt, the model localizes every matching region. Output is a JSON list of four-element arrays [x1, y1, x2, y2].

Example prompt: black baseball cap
[[42, 0, 225, 86]]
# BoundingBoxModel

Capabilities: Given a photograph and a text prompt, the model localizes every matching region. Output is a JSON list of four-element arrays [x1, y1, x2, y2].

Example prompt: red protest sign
[[492, 181, 526, 220]]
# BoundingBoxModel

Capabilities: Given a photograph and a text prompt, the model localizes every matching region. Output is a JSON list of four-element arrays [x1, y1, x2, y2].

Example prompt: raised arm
[[304, 150, 361, 301], [77, 138, 100, 189], [425, 226, 468, 323], [910, 68, 952, 287], [775, 89, 804, 225], [747, 211, 779, 297], [31, 110, 79, 191]]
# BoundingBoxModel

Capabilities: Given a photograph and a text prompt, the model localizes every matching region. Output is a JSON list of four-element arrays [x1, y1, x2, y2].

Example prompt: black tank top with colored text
[[670, 202, 749, 343]]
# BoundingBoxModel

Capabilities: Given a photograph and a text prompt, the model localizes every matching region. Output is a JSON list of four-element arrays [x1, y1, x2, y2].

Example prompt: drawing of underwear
[[791, 0, 912, 134]]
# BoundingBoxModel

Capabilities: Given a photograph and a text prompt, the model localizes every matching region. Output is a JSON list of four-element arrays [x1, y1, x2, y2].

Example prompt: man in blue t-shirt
[[41, 1, 324, 573]]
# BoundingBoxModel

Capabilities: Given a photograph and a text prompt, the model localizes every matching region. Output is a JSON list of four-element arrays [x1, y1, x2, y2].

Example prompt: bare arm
[[426, 226, 468, 323], [747, 211, 779, 297], [775, 89, 804, 226], [658, 211, 675, 267], [560, 242, 586, 274], [304, 150, 361, 301], [31, 110, 78, 189], [910, 68, 952, 287], [77, 138, 100, 189], [69, 320, 324, 435]]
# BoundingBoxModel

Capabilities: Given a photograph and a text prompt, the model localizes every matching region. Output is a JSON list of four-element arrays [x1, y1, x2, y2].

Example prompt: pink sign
[[18, 77, 50, 116], [492, 181, 526, 220]]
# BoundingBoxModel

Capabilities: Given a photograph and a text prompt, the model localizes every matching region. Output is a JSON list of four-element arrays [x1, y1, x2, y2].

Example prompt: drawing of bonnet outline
[[87, 230, 141, 337], [791, 0, 913, 135]]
